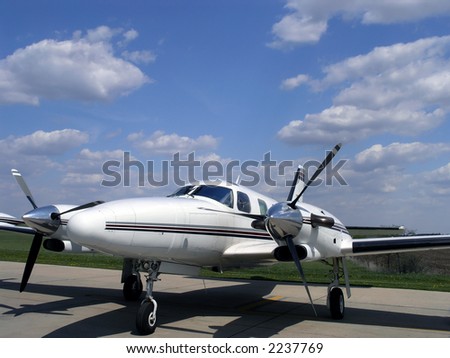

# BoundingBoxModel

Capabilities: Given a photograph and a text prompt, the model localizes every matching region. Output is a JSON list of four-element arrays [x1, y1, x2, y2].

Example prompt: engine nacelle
[[43, 238, 65, 252], [43, 238, 93, 253], [274, 244, 317, 262]]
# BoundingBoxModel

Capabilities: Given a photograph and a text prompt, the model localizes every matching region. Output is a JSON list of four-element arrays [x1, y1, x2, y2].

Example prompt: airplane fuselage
[[65, 183, 352, 269]]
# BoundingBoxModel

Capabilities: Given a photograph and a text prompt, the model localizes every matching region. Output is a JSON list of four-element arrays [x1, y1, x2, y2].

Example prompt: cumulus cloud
[[269, 0, 450, 48], [280, 74, 309, 90], [353, 142, 450, 172], [278, 36, 450, 144], [424, 163, 450, 195], [61, 148, 129, 187], [121, 50, 157, 64], [0, 26, 151, 105], [128, 130, 220, 155], [0, 129, 89, 156]]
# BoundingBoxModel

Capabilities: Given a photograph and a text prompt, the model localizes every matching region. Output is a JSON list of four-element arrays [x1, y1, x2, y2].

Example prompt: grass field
[[1, 231, 449, 292]]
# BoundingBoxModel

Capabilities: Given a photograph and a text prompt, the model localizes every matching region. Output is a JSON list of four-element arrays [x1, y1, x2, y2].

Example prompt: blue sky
[[2, 0, 450, 233]]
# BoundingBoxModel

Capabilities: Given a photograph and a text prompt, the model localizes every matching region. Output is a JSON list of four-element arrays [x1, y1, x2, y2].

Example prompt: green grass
[[1, 231, 449, 292]]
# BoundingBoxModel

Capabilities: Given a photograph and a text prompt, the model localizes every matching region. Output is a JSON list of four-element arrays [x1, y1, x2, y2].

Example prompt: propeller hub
[[22, 205, 61, 235], [265, 202, 303, 242]]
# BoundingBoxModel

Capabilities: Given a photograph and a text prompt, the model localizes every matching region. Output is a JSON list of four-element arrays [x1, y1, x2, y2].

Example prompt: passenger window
[[258, 199, 267, 215], [237, 191, 251, 213]]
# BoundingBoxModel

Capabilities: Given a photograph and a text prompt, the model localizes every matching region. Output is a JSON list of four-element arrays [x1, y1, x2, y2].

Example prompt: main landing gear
[[122, 259, 161, 335], [326, 257, 350, 320]]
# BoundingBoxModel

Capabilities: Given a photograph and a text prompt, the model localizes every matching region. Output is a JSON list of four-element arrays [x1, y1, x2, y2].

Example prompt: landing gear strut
[[135, 261, 161, 335], [327, 257, 350, 320], [122, 259, 143, 301]]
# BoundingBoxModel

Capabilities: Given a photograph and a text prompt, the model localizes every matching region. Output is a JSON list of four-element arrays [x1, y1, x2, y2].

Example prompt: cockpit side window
[[258, 199, 267, 215], [192, 185, 233, 208], [237, 191, 251, 213]]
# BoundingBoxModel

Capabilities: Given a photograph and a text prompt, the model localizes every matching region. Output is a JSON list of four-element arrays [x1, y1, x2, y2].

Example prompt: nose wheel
[[136, 297, 158, 335], [135, 261, 161, 335]]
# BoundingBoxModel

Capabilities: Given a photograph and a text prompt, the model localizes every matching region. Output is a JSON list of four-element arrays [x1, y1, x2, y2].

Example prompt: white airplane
[[1, 144, 450, 335]]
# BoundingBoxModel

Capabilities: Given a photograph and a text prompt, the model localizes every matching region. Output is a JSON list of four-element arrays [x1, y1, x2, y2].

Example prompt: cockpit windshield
[[169, 184, 234, 208], [168, 185, 195, 197], [192, 185, 233, 208]]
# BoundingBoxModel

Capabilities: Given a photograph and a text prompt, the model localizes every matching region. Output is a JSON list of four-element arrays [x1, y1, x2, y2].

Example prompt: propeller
[[11, 169, 103, 292], [12, 169, 38, 209], [285, 235, 317, 316], [289, 143, 342, 209], [20, 233, 43, 292], [263, 143, 342, 316]]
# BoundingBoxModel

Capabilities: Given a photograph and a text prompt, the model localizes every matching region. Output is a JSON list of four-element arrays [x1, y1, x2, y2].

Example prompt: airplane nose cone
[[67, 208, 106, 248]]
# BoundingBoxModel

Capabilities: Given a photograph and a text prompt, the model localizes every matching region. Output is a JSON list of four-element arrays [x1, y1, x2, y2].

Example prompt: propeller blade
[[20, 233, 43, 292], [11, 169, 38, 209], [289, 143, 342, 208], [285, 235, 317, 317], [51, 201, 104, 219], [287, 165, 302, 202]]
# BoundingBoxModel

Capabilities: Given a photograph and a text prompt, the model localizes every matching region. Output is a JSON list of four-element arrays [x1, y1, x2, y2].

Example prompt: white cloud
[[424, 163, 450, 195], [270, 0, 450, 48], [278, 36, 450, 144], [0, 26, 151, 105], [128, 130, 220, 155], [353, 142, 450, 171], [0, 129, 89, 156], [84, 25, 121, 43], [61, 148, 130, 191], [270, 13, 327, 48], [280, 74, 309, 90], [123, 29, 139, 42], [121, 50, 157, 64], [0, 129, 90, 206]]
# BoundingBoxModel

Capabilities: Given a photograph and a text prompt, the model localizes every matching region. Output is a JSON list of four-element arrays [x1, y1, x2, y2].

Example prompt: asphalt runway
[[0, 261, 449, 338]]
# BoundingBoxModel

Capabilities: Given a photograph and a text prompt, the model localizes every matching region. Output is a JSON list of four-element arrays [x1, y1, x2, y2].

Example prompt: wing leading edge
[[0, 214, 35, 235], [343, 234, 450, 256]]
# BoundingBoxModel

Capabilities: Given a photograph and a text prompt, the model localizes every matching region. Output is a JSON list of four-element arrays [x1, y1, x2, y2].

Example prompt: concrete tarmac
[[0, 261, 449, 338]]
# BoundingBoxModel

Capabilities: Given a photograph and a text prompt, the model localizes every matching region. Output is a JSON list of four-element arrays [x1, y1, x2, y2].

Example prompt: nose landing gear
[[122, 259, 161, 335], [135, 261, 161, 335]]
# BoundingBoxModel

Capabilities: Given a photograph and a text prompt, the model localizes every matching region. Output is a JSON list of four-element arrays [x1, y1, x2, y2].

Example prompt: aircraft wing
[[346, 225, 405, 238], [0, 214, 35, 235], [342, 234, 450, 256]]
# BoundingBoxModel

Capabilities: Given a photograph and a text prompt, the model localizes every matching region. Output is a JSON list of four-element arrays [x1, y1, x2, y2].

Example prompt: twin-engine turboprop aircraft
[[2, 144, 450, 335]]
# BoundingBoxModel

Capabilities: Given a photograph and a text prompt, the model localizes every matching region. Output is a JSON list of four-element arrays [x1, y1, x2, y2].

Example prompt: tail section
[[287, 165, 306, 203]]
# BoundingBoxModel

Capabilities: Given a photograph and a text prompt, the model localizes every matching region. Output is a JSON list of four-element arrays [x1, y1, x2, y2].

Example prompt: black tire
[[329, 287, 345, 320], [136, 300, 157, 335], [123, 274, 143, 301]]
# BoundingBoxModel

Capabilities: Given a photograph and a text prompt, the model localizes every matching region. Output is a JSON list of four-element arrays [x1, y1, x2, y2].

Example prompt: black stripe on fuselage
[[105, 218, 349, 240], [105, 222, 273, 240]]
